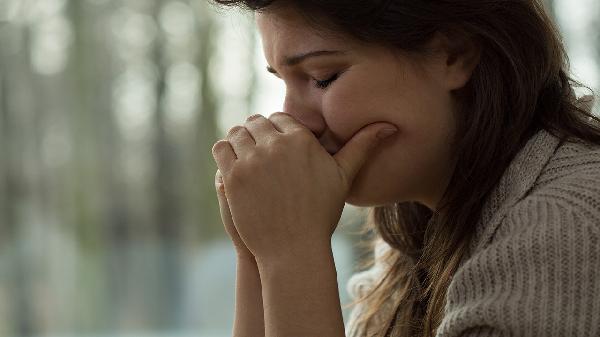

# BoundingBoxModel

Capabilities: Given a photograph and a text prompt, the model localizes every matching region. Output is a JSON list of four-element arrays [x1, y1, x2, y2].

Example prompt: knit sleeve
[[435, 198, 600, 337]]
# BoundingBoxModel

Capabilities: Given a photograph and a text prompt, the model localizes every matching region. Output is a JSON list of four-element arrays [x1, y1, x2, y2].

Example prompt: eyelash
[[313, 73, 340, 89]]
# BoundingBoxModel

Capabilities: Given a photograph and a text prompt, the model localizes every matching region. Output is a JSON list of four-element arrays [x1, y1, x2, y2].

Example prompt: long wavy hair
[[211, 0, 599, 336]]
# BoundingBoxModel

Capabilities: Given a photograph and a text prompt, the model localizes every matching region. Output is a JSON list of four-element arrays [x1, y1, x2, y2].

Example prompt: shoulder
[[536, 135, 600, 185], [494, 138, 600, 240], [438, 199, 600, 337], [529, 137, 600, 220], [437, 142, 600, 337], [496, 137, 600, 241]]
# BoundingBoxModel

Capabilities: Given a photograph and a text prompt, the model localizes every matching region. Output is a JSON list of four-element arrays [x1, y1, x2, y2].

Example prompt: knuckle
[[290, 127, 312, 138], [227, 125, 246, 137], [283, 128, 313, 145], [246, 113, 265, 122], [268, 111, 289, 120]]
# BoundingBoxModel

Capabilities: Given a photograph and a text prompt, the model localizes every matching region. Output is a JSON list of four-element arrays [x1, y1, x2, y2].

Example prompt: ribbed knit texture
[[345, 120, 600, 336]]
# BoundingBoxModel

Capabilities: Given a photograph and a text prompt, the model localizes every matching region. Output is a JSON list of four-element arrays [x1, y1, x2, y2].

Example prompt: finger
[[215, 170, 254, 257], [212, 140, 236, 174], [244, 114, 280, 145], [215, 170, 234, 229], [227, 126, 255, 158], [334, 123, 398, 187], [215, 170, 246, 252], [268, 112, 310, 135]]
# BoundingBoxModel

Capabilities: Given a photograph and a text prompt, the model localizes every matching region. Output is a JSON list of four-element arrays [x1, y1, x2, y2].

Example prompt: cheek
[[321, 82, 389, 141], [345, 111, 456, 207]]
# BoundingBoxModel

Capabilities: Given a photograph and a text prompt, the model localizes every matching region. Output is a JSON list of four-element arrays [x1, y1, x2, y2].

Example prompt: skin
[[212, 5, 481, 337], [257, 7, 473, 210]]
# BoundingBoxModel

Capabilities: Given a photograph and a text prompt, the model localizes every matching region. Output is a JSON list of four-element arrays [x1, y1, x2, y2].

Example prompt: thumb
[[333, 123, 398, 186]]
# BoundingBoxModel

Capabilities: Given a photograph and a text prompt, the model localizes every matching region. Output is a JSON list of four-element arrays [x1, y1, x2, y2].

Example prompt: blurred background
[[0, 0, 598, 336]]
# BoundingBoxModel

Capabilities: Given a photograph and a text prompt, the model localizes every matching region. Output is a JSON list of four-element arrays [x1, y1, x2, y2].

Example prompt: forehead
[[255, 7, 352, 57]]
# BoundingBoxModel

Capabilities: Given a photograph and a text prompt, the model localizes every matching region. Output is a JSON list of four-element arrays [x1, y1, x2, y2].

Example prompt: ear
[[428, 31, 482, 91]]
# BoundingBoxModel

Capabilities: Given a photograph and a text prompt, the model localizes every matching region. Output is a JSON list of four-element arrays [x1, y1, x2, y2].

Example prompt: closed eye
[[313, 73, 339, 89]]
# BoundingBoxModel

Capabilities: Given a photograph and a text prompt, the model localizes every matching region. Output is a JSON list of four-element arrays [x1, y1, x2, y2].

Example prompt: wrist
[[255, 241, 334, 275]]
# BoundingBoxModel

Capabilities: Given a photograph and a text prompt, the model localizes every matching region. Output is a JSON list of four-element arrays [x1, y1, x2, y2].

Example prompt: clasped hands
[[211, 112, 397, 263]]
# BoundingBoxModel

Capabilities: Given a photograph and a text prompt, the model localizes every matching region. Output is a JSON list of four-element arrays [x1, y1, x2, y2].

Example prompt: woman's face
[[256, 7, 469, 210]]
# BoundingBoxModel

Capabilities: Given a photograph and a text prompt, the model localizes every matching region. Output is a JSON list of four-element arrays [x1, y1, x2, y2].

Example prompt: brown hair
[[211, 0, 599, 336]]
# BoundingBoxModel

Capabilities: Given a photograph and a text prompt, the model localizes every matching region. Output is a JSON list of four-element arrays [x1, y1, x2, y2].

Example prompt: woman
[[210, 0, 600, 336]]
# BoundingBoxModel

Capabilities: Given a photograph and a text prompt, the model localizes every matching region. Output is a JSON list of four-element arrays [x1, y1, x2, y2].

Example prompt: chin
[[344, 184, 392, 207], [345, 167, 414, 207], [343, 156, 393, 207], [344, 196, 371, 207]]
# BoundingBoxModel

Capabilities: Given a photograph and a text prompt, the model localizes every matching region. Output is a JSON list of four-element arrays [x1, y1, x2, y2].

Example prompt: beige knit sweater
[[345, 105, 600, 336]]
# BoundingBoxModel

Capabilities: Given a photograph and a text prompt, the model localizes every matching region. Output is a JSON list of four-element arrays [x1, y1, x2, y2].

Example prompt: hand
[[214, 169, 254, 260], [211, 112, 397, 261]]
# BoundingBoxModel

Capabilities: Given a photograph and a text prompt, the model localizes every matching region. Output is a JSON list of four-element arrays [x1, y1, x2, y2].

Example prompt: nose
[[282, 92, 327, 138]]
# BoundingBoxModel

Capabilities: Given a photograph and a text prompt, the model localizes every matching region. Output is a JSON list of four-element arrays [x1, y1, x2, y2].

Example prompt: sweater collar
[[468, 128, 562, 255]]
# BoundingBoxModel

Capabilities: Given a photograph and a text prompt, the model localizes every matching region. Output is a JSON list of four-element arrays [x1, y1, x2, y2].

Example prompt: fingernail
[[377, 128, 398, 140]]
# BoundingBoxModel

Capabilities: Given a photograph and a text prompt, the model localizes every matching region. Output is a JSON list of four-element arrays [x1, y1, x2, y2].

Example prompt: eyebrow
[[266, 50, 346, 74]]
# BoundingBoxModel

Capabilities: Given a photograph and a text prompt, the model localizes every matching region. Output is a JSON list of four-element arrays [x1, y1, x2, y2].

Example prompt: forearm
[[233, 255, 265, 337], [257, 243, 346, 337]]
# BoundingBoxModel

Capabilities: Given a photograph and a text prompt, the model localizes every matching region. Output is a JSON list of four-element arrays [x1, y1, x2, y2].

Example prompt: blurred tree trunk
[[152, 5, 181, 242], [150, 0, 184, 329], [0, 23, 37, 337], [65, 0, 113, 331], [194, 5, 223, 243], [0, 26, 22, 337], [66, 0, 110, 247], [0, 28, 10, 250]]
